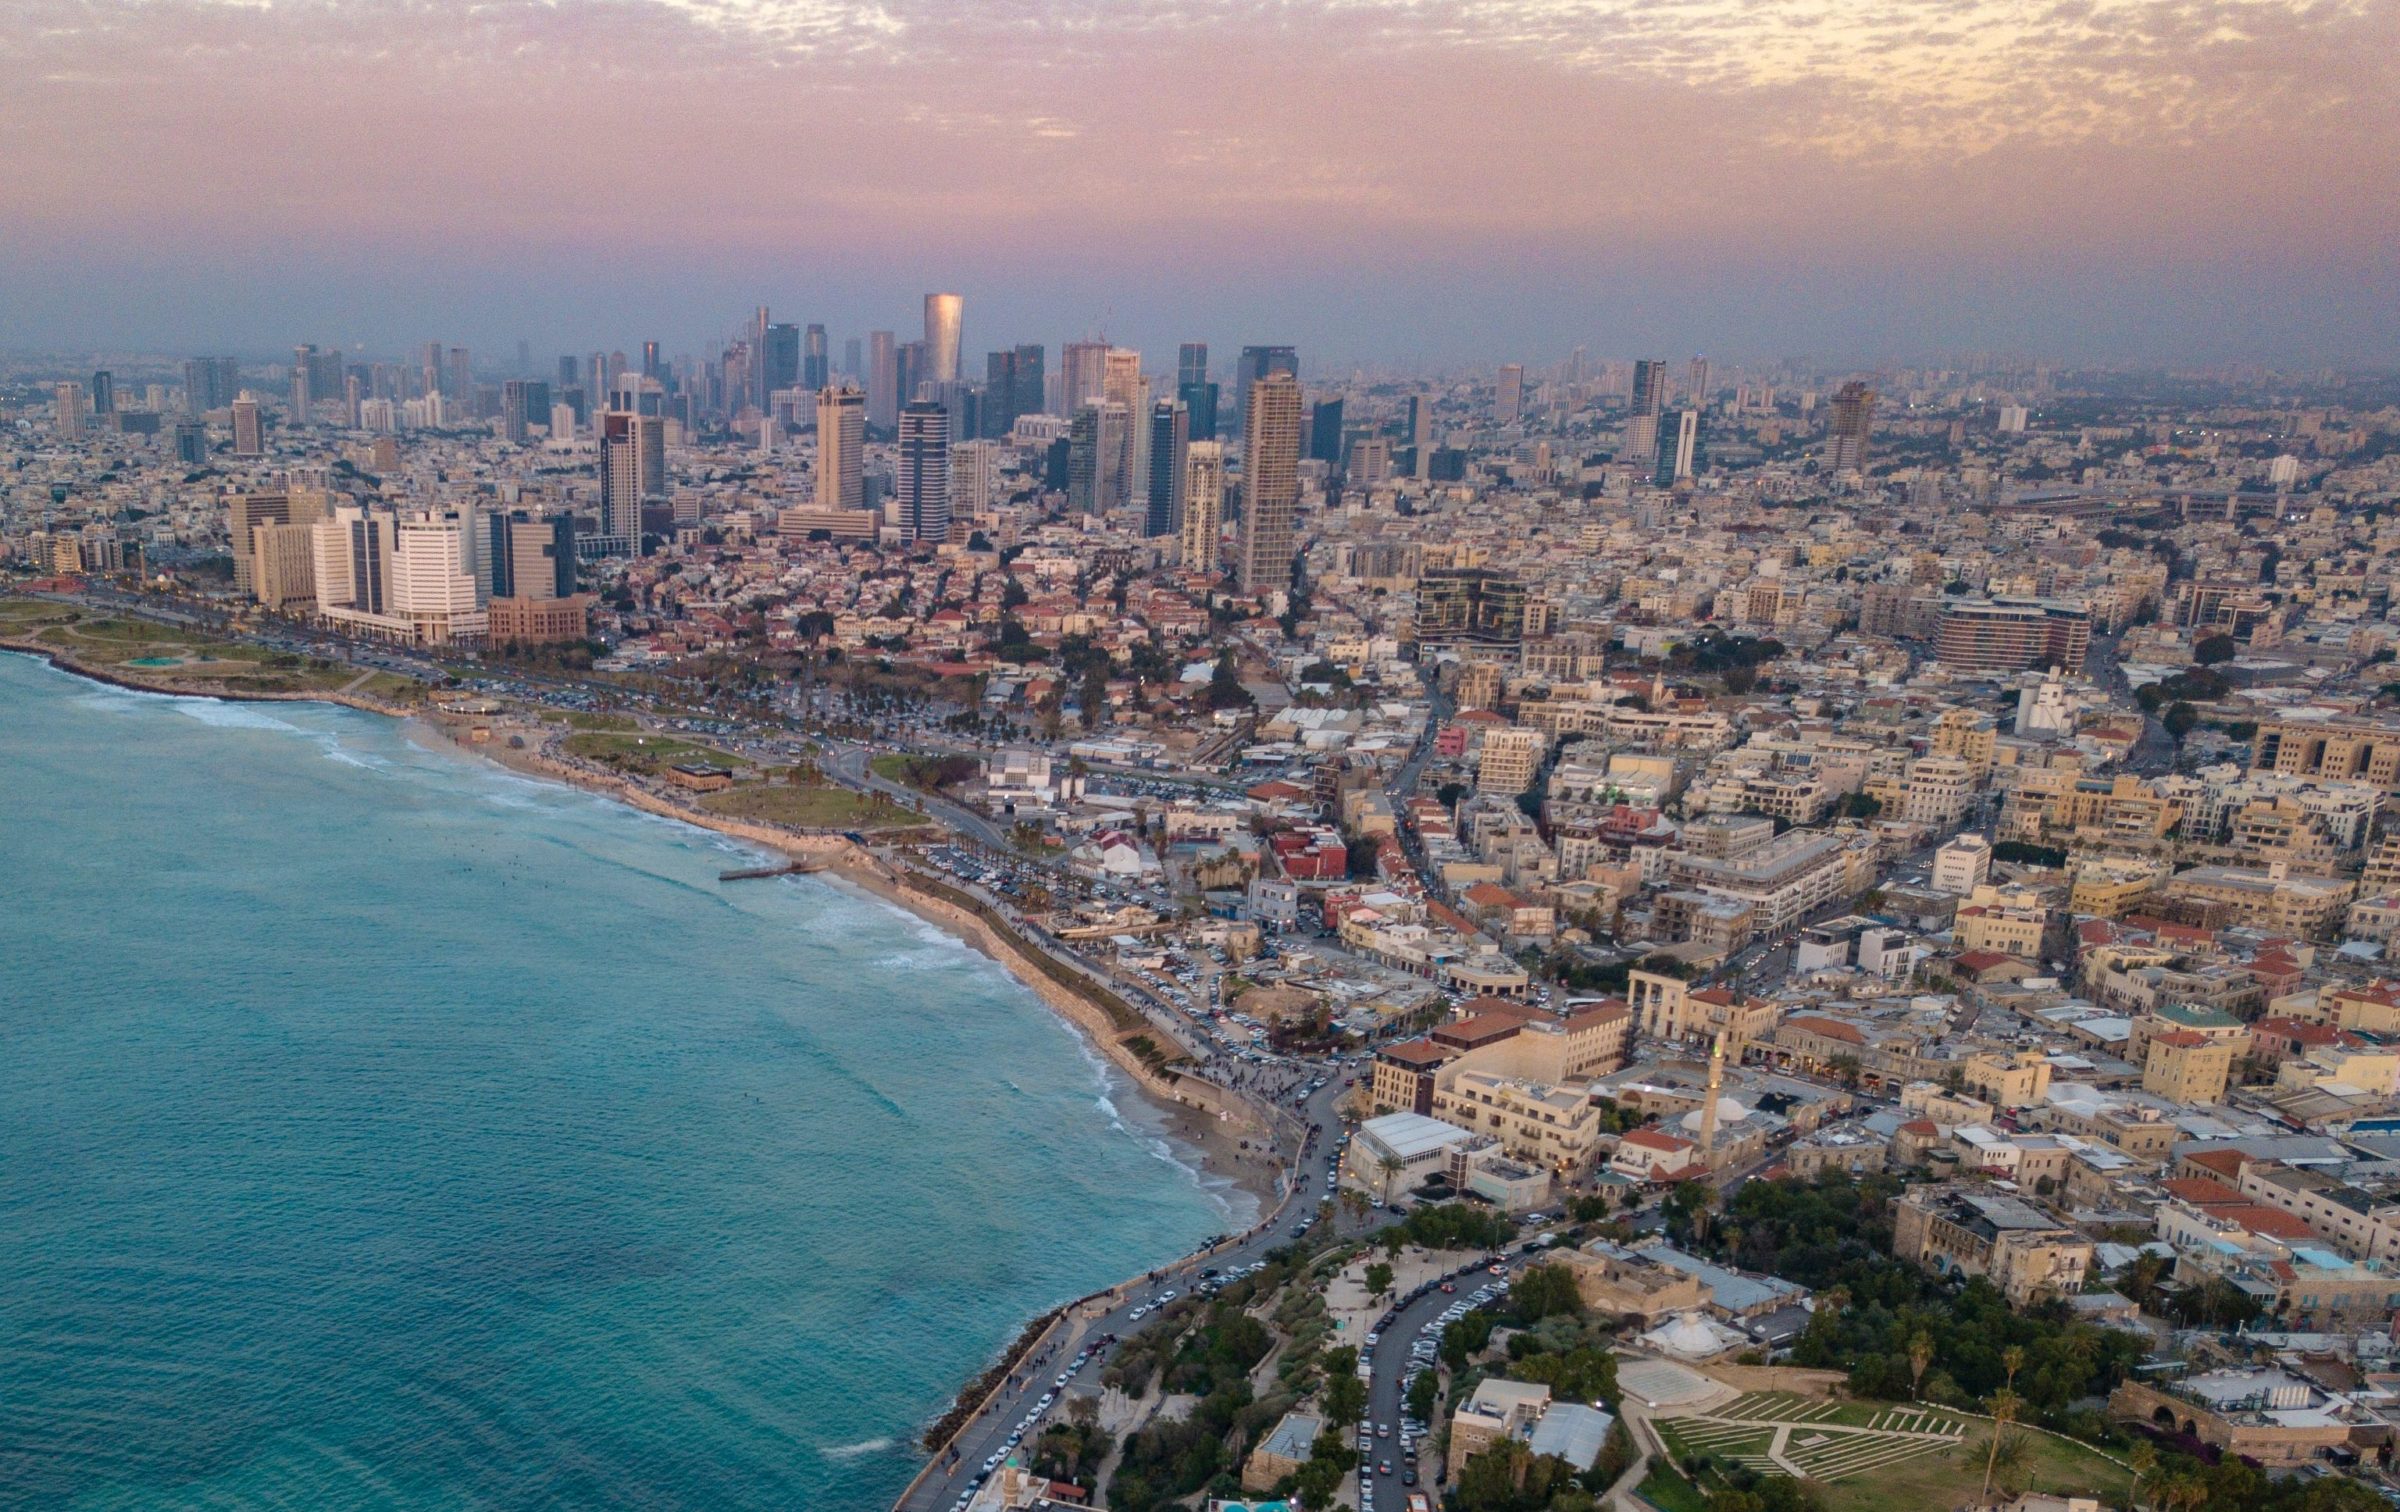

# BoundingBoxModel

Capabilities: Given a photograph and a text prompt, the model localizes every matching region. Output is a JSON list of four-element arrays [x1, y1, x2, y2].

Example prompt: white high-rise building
[[1183, 441, 1225, 571], [951, 439, 1000, 518], [389, 513, 486, 643], [816, 386, 865, 511]]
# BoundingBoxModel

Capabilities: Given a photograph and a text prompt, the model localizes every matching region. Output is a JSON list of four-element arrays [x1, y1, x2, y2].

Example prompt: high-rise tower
[[922, 293, 963, 386], [1236, 370, 1303, 598], [895, 401, 952, 543]]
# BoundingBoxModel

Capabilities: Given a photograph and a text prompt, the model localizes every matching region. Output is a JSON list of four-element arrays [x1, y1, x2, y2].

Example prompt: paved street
[[897, 1075, 1354, 1512]]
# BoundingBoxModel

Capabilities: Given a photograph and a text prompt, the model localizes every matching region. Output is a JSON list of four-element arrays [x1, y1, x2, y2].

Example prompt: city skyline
[[5, 0, 2396, 364]]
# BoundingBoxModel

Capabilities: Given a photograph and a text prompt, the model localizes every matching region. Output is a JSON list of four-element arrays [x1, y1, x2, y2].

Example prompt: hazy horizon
[[7, 0, 2397, 366]]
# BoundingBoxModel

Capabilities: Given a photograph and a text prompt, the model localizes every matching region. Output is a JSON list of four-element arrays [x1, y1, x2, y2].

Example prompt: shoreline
[[2, 635, 1287, 1214], [3, 637, 1303, 1476]]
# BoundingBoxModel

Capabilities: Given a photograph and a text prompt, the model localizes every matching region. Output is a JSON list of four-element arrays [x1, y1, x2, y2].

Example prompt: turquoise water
[[0, 652, 1239, 1510]]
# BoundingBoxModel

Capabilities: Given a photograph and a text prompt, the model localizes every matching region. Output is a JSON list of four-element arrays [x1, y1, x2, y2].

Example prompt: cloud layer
[[4, 0, 2395, 360]]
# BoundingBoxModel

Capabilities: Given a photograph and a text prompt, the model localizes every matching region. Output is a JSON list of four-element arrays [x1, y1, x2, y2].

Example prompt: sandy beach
[[2, 622, 1290, 1222]]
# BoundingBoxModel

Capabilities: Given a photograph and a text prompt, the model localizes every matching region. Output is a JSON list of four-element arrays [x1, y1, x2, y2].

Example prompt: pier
[[717, 859, 827, 882]]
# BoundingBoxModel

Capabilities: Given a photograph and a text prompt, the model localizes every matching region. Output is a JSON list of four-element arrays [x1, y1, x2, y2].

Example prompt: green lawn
[[562, 731, 741, 772], [698, 783, 909, 831], [1818, 1424, 2130, 1512], [563, 711, 637, 731], [1637, 1465, 1710, 1512]]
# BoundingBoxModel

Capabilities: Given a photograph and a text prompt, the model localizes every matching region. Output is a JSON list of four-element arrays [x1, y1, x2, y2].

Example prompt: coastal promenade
[[890, 1071, 1353, 1512]]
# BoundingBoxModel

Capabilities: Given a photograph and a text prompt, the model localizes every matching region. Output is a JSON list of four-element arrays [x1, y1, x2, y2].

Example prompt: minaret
[[1699, 1028, 1726, 1166]]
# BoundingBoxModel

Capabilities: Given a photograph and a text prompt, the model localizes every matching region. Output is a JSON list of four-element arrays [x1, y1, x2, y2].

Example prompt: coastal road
[[1357, 1241, 1553, 1510], [897, 1075, 1354, 1512]]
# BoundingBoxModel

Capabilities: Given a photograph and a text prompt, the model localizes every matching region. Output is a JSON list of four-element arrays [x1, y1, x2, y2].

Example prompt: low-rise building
[[1891, 1186, 2092, 1305]]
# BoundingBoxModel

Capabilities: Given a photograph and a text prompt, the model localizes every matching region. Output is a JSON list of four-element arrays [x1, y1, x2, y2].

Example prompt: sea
[[0, 651, 1243, 1510]]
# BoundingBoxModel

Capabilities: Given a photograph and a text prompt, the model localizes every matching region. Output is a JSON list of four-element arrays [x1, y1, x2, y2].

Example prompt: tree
[[1508, 1263, 1585, 1324], [1828, 1053, 1864, 1090], [2163, 701, 2200, 745], [1378, 1153, 1406, 1202], [1980, 1388, 2020, 1496], [2195, 633, 2238, 665], [1908, 1332, 1935, 1401], [1365, 1262, 1395, 1299]]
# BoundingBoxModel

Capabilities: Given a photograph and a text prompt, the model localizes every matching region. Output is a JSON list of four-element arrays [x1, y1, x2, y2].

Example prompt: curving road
[[896, 1074, 1354, 1512]]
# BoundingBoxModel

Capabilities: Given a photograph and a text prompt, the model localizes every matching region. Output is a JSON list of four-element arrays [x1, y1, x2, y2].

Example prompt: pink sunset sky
[[5, 0, 2396, 363]]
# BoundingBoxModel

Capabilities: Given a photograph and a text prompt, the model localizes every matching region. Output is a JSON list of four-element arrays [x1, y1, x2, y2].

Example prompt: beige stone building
[[1891, 1186, 2092, 1305]]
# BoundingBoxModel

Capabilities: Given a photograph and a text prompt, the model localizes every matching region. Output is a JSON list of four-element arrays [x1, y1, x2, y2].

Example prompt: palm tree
[[2002, 1345, 2026, 1392], [1378, 1153, 1406, 1203], [2126, 1441, 2159, 1512], [1909, 1332, 1935, 1401], [1980, 1388, 2021, 1496]]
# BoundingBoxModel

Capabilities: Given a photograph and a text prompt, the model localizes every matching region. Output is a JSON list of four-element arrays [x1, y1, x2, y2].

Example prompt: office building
[[173, 420, 209, 465], [231, 393, 264, 456], [895, 401, 951, 543], [1934, 598, 2092, 675], [53, 382, 87, 439], [816, 386, 865, 511], [1685, 356, 1711, 408], [1183, 441, 1225, 571], [1417, 568, 1528, 646], [314, 504, 392, 618], [1655, 409, 1703, 485], [1178, 342, 1208, 387], [500, 380, 530, 443], [1408, 393, 1434, 478], [1309, 396, 1345, 468], [867, 330, 898, 429], [1495, 364, 1525, 423], [1233, 344, 1298, 435], [184, 356, 240, 415], [922, 293, 963, 385], [251, 521, 319, 610], [1179, 378, 1219, 441], [598, 410, 665, 554], [1236, 370, 1303, 597], [761, 323, 801, 398], [803, 324, 828, 391], [1060, 340, 1110, 412], [1826, 381, 1877, 473], [486, 512, 576, 601], [1145, 399, 1189, 538], [89, 370, 114, 416]]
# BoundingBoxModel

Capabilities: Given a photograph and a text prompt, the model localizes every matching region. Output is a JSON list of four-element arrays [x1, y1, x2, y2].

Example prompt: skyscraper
[[1495, 363, 1525, 424], [290, 344, 317, 425], [1183, 442, 1225, 572], [985, 350, 1023, 438], [842, 337, 862, 381], [1177, 342, 1208, 387], [1067, 405, 1104, 515], [1060, 340, 1109, 413], [231, 393, 264, 456], [501, 379, 531, 443], [816, 386, 865, 511], [1179, 378, 1219, 441], [1102, 348, 1145, 508], [488, 511, 576, 600], [1236, 370, 1303, 598], [1011, 344, 1045, 431], [642, 340, 662, 381], [803, 325, 829, 391], [895, 401, 952, 544], [761, 323, 801, 397], [1146, 399, 1190, 538], [226, 490, 290, 597], [867, 331, 898, 429], [89, 370, 114, 416], [53, 382, 87, 439], [1827, 381, 1878, 474], [897, 341, 928, 407], [1656, 409, 1704, 486], [1631, 358, 1669, 418], [1685, 355, 1712, 409], [1309, 396, 1346, 467], [1627, 357, 1668, 461], [184, 357, 240, 415], [598, 410, 664, 554], [1406, 393, 1434, 479], [1233, 345, 1298, 436], [922, 293, 964, 386]]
